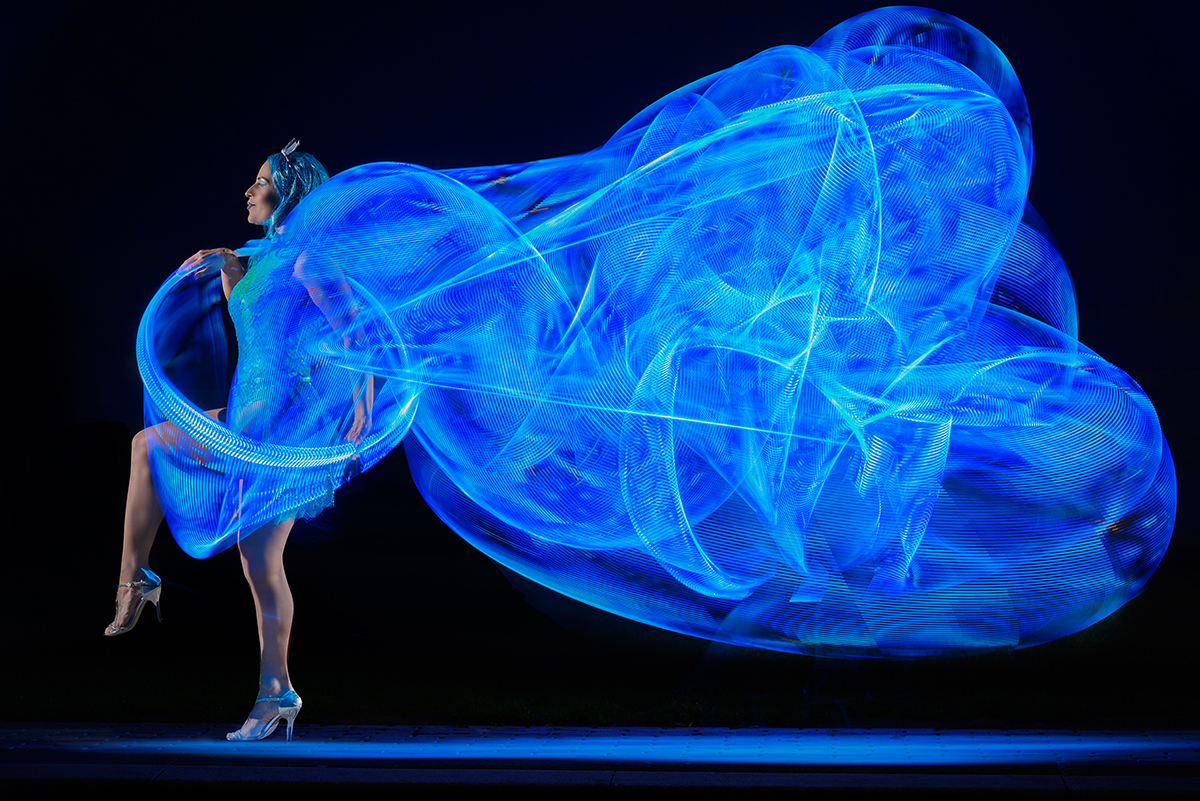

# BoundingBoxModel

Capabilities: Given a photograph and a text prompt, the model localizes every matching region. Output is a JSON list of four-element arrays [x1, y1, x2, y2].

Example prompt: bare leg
[[121, 428, 163, 574], [106, 410, 224, 635], [228, 518, 298, 738], [106, 428, 166, 634]]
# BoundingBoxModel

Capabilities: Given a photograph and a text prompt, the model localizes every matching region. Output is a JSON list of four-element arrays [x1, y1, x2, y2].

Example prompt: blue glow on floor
[[75, 728, 1197, 766]]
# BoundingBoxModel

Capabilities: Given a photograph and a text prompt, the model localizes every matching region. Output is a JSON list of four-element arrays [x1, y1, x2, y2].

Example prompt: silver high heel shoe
[[104, 567, 163, 636], [226, 690, 303, 742]]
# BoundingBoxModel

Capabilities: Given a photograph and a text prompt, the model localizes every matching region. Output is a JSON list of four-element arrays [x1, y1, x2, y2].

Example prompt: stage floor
[[3, 725, 1197, 794]]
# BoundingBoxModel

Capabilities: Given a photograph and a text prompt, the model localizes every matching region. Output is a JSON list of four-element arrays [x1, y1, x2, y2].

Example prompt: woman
[[107, 140, 333, 741]]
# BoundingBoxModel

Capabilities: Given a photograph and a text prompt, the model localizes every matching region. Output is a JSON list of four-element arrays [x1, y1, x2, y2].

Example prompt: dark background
[[3, 1, 1196, 729]]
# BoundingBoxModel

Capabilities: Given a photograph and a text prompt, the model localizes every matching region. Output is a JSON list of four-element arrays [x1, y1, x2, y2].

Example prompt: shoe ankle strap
[[255, 691, 300, 704], [118, 579, 154, 589]]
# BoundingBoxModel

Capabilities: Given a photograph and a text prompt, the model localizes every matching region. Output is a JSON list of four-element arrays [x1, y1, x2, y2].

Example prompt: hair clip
[[281, 138, 300, 163]]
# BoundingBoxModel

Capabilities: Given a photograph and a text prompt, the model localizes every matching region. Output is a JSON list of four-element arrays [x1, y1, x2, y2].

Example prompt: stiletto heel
[[226, 689, 302, 742], [105, 567, 163, 636]]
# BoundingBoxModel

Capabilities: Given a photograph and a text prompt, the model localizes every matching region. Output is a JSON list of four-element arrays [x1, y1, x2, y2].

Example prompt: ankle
[[118, 564, 148, 584], [119, 566, 161, 588], [258, 676, 290, 698]]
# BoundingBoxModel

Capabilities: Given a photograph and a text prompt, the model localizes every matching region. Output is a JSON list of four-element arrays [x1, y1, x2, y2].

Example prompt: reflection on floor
[[4, 726, 1197, 792]]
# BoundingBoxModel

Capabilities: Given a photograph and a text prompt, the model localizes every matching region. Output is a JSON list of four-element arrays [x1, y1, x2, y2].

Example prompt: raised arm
[[182, 247, 246, 301]]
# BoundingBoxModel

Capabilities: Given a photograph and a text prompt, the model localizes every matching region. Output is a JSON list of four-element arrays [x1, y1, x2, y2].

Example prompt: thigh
[[144, 407, 227, 462]]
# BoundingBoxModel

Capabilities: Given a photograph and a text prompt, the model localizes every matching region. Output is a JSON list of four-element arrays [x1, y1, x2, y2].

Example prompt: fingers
[[344, 419, 372, 448], [185, 247, 233, 263], [180, 248, 240, 275], [345, 415, 372, 445]]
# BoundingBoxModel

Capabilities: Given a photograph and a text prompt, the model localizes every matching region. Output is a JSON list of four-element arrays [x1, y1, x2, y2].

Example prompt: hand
[[344, 399, 372, 447], [342, 393, 372, 484], [180, 247, 240, 276]]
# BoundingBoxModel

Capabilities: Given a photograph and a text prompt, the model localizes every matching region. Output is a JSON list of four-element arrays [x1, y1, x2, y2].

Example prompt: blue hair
[[263, 150, 329, 237]]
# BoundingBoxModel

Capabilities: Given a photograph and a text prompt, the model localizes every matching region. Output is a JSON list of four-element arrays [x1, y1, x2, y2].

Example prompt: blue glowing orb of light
[[139, 6, 1176, 657]]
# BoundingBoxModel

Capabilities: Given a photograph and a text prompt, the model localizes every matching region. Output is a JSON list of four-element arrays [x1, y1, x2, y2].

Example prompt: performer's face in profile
[[246, 161, 277, 225]]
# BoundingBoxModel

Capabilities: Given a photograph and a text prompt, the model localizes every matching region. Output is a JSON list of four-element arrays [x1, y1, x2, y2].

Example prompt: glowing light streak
[[139, 7, 1175, 655]]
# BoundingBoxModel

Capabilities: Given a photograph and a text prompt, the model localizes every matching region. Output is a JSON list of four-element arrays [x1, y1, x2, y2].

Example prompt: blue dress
[[225, 257, 340, 523]]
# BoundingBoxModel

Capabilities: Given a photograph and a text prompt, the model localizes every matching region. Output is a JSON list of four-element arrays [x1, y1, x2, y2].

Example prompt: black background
[[3, 1, 1196, 728]]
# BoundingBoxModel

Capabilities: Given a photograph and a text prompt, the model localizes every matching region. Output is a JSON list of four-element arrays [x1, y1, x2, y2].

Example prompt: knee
[[237, 522, 292, 583], [239, 545, 262, 578], [240, 543, 283, 583], [132, 429, 150, 468]]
